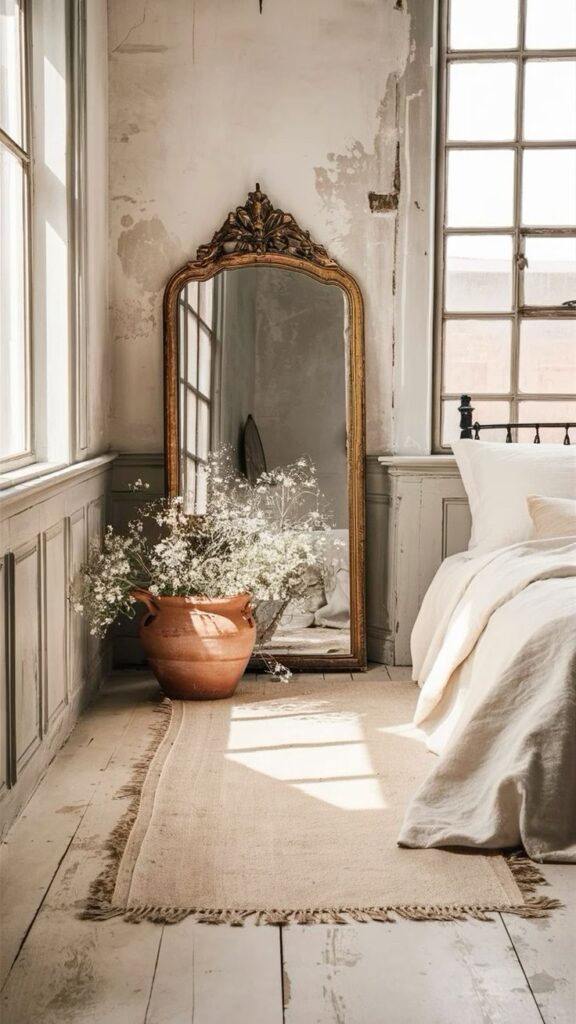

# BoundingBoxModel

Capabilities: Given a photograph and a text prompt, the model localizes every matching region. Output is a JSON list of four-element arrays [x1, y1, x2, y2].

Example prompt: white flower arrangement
[[72, 450, 334, 677]]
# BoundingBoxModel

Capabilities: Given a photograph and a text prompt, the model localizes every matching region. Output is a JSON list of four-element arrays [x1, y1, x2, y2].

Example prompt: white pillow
[[452, 439, 576, 551], [527, 495, 576, 539]]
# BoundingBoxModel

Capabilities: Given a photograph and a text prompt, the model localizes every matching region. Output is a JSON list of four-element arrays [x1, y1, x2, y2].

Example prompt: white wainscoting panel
[[366, 456, 393, 664], [13, 540, 42, 776], [0, 456, 114, 836], [376, 457, 471, 665], [43, 521, 68, 730], [0, 558, 8, 796], [110, 453, 165, 665], [68, 507, 87, 699]]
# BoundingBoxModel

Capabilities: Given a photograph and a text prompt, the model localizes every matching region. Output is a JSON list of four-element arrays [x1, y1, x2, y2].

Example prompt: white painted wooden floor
[[0, 669, 574, 1024]]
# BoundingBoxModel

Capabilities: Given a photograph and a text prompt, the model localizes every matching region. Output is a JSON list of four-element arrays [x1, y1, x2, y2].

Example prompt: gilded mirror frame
[[163, 185, 366, 672]]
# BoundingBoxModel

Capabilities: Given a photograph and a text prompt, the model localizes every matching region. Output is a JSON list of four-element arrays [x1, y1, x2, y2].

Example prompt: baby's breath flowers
[[71, 451, 334, 680]]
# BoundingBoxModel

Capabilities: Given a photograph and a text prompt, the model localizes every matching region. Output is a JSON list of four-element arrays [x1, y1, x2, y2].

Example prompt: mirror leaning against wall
[[163, 185, 366, 672]]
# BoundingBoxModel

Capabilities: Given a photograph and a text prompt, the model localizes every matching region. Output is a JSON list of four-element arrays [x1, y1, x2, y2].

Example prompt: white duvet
[[399, 538, 576, 863]]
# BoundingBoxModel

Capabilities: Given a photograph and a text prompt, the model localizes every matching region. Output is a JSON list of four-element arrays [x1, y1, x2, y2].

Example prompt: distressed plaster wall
[[108, 0, 437, 456]]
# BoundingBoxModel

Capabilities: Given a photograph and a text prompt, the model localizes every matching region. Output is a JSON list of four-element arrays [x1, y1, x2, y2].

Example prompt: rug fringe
[[80, 697, 173, 921], [80, 895, 562, 927], [79, 697, 562, 928]]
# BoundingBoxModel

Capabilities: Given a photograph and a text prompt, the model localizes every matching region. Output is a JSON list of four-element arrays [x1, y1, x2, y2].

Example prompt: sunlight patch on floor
[[226, 710, 387, 809]]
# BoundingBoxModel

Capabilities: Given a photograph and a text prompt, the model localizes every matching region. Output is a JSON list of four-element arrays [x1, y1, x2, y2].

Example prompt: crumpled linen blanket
[[399, 538, 576, 863]]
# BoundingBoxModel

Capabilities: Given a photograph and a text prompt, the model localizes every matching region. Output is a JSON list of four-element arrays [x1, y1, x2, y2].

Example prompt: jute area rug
[[83, 677, 557, 925]]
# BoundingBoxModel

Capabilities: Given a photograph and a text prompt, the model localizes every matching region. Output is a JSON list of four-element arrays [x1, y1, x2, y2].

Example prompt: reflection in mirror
[[177, 266, 351, 658]]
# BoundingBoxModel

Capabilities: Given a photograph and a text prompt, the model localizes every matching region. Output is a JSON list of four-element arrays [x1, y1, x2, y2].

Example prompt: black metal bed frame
[[458, 395, 575, 444]]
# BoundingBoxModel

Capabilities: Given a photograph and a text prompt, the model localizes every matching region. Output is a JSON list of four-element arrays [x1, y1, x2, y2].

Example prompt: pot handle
[[241, 598, 255, 628], [132, 588, 160, 626]]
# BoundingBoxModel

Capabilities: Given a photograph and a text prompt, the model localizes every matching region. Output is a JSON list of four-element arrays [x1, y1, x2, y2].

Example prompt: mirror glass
[[176, 266, 351, 658]]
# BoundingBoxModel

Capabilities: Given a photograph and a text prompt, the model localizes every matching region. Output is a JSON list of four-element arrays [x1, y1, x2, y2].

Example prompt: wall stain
[[121, 214, 134, 227], [314, 73, 401, 252], [117, 216, 180, 295]]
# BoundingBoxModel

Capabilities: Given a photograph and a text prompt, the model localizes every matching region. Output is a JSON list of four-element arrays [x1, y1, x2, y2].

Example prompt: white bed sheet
[[400, 537, 576, 862]]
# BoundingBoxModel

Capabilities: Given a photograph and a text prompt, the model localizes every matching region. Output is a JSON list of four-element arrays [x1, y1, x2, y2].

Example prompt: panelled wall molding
[[373, 455, 471, 666], [0, 456, 114, 837], [110, 453, 165, 666], [366, 455, 394, 664]]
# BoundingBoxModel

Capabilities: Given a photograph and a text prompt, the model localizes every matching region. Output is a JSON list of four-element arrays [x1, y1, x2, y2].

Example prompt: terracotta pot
[[133, 590, 256, 700]]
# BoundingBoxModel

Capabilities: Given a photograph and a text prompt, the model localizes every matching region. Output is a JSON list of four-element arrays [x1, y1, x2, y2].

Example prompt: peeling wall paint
[[108, 0, 436, 454]]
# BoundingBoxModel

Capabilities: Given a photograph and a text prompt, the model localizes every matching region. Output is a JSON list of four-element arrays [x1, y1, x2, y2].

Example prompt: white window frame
[[0, 0, 88, 489], [0, 0, 34, 473], [434, 0, 576, 450]]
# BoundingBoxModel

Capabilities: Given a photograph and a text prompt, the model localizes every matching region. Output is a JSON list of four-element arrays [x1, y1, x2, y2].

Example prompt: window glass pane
[[185, 391, 197, 457], [441, 399, 511, 446], [199, 278, 214, 326], [445, 235, 513, 311], [449, 0, 518, 50], [183, 458, 196, 515], [0, 0, 23, 146], [198, 326, 212, 396], [518, 400, 576, 443], [178, 301, 187, 386], [524, 237, 576, 306], [179, 380, 186, 450], [448, 63, 516, 142], [522, 150, 576, 226], [526, 0, 576, 50], [519, 320, 576, 393], [195, 464, 208, 515], [186, 311, 198, 388], [197, 400, 210, 461], [185, 281, 198, 313], [0, 144, 27, 459], [444, 320, 512, 393], [447, 150, 515, 227], [524, 61, 576, 142]]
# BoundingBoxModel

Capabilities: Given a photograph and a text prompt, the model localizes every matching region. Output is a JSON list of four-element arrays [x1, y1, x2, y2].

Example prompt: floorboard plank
[[0, 694, 164, 1024], [0, 676, 159, 988], [502, 864, 576, 1024], [145, 919, 283, 1024], [385, 665, 414, 681], [351, 664, 391, 682], [282, 920, 544, 1024]]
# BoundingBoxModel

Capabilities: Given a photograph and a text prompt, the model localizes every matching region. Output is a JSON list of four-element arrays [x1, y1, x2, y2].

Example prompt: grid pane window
[[178, 281, 215, 512], [0, 0, 31, 468], [436, 0, 576, 447]]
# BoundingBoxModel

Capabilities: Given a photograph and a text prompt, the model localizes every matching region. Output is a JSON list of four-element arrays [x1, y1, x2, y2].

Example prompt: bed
[[399, 398, 576, 863]]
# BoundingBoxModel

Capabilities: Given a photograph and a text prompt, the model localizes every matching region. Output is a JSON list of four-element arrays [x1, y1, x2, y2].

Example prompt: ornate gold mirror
[[163, 185, 366, 672]]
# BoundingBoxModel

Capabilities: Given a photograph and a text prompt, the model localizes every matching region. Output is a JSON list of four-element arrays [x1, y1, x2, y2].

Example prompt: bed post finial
[[459, 395, 474, 439]]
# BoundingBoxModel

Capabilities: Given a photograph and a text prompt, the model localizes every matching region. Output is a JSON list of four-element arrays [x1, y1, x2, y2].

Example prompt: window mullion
[[510, 1, 527, 430]]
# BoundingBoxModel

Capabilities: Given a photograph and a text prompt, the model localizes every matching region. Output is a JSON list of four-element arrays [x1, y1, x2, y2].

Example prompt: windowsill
[[0, 454, 117, 514], [0, 460, 68, 491], [378, 454, 459, 475]]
